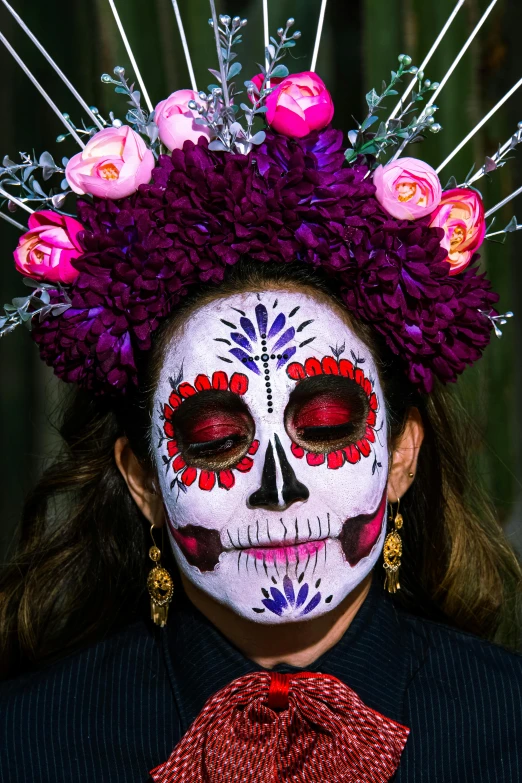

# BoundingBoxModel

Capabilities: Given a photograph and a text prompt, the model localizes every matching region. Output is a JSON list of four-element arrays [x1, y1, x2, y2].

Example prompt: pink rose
[[65, 125, 155, 199], [429, 188, 486, 275], [13, 210, 84, 284], [155, 89, 211, 151], [265, 71, 334, 138], [373, 157, 442, 220]]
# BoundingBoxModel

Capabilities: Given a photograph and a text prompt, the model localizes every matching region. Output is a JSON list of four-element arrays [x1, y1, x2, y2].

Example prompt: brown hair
[[1, 259, 521, 678]]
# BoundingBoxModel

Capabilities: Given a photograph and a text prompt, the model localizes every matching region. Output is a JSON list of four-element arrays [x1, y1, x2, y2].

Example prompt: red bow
[[150, 671, 409, 782]]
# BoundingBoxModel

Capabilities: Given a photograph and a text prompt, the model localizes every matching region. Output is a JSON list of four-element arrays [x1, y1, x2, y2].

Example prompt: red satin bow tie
[[150, 671, 409, 782]]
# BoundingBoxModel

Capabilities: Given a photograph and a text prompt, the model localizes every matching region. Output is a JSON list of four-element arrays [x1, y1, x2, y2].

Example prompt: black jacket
[[1, 581, 521, 782]]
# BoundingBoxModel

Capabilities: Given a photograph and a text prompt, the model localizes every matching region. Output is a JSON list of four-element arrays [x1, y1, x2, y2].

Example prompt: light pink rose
[[13, 210, 84, 284], [265, 71, 334, 138], [155, 89, 211, 151], [373, 157, 442, 220], [65, 126, 155, 199], [429, 188, 486, 274]]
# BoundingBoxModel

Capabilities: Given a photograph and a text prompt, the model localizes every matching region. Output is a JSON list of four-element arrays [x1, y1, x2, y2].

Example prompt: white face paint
[[153, 290, 389, 623]]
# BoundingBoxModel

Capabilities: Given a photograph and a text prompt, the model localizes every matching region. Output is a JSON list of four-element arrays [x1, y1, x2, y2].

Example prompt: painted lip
[[169, 488, 387, 573]]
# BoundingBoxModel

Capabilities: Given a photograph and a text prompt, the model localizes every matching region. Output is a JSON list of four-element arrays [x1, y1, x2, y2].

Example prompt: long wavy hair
[[1, 260, 521, 678]]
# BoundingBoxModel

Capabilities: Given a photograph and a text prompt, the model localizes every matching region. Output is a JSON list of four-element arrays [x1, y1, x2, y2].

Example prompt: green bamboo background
[[1, 0, 522, 560]]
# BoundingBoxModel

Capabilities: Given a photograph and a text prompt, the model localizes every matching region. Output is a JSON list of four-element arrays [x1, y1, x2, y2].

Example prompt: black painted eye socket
[[172, 389, 255, 471], [284, 375, 369, 454]]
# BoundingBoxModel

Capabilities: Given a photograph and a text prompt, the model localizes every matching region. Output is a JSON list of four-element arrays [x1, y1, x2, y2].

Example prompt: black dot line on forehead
[[241, 337, 291, 415]]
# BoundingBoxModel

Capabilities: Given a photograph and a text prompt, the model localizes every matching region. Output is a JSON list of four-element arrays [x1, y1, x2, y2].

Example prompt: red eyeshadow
[[294, 394, 352, 429]]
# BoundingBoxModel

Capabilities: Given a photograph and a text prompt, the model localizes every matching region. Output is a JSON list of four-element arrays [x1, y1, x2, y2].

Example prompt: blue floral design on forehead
[[215, 299, 316, 375]]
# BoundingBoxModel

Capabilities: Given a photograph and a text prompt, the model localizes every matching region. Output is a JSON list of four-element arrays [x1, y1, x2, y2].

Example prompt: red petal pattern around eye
[[181, 467, 197, 486], [236, 456, 254, 473], [344, 445, 361, 464], [164, 404, 173, 420], [169, 392, 182, 409], [339, 359, 354, 379], [199, 470, 216, 491], [194, 374, 212, 391], [229, 372, 248, 395], [164, 421, 175, 438], [304, 357, 322, 376], [218, 470, 235, 490], [287, 362, 306, 380], [212, 370, 228, 390], [365, 427, 376, 443], [327, 450, 344, 469], [167, 440, 178, 457], [178, 382, 197, 398], [173, 454, 186, 472], [248, 439, 260, 455], [286, 354, 379, 469], [291, 443, 305, 459], [306, 452, 325, 466], [322, 356, 339, 375], [358, 439, 371, 458]]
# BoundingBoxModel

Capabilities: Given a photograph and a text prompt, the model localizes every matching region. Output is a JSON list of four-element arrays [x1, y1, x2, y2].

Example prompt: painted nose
[[248, 433, 310, 508]]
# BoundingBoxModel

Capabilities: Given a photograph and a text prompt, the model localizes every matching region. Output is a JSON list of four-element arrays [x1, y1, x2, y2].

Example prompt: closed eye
[[186, 434, 247, 458], [285, 375, 369, 454]]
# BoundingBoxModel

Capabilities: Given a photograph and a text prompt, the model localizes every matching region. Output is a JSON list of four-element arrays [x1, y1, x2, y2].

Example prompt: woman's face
[[153, 290, 389, 623]]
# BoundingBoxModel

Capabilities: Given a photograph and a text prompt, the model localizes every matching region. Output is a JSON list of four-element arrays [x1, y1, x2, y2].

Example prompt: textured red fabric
[[150, 671, 409, 782]]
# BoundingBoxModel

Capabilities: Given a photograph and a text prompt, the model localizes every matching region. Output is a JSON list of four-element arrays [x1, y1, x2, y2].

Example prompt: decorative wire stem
[[170, 0, 197, 92], [209, 0, 231, 111], [436, 77, 522, 174], [486, 225, 522, 239], [479, 309, 514, 338], [464, 124, 522, 187], [107, 0, 153, 112], [387, 0, 465, 125], [0, 31, 85, 147], [263, 0, 270, 85], [485, 184, 522, 218], [1, 0, 103, 130], [0, 185, 35, 214], [0, 210, 26, 231], [310, 0, 328, 73], [391, 0, 499, 161]]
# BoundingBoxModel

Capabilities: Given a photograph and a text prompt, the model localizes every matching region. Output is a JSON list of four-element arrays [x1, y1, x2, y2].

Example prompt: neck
[[180, 572, 373, 669]]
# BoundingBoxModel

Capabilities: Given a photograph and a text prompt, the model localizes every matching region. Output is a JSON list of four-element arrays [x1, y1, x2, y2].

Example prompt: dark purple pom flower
[[31, 130, 498, 395]]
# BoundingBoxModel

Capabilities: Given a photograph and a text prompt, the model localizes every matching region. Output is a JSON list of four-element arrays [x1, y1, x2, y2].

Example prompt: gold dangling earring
[[383, 498, 403, 594], [147, 525, 174, 627]]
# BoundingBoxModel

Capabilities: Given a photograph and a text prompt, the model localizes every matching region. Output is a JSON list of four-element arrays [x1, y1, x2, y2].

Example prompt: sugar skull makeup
[[153, 291, 389, 623]]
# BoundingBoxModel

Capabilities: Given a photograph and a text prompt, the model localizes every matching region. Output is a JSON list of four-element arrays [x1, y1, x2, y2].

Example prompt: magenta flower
[[265, 72, 334, 138], [13, 210, 83, 284]]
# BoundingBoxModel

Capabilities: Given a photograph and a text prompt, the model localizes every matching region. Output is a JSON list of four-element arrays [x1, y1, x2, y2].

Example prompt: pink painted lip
[[246, 539, 326, 565]]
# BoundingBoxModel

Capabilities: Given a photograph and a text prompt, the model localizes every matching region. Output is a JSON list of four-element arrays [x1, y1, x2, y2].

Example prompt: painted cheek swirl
[[158, 370, 259, 492]]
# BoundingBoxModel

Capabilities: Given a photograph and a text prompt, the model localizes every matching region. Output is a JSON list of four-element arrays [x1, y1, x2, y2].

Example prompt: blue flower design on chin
[[252, 575, 332, 617]]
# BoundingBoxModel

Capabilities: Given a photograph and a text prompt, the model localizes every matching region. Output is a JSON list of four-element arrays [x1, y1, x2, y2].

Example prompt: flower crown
[[0, 0, 519, 395]]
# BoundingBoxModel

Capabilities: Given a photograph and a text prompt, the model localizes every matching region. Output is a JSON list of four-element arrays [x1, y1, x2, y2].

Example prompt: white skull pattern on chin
[[153, 290, 389, 623]]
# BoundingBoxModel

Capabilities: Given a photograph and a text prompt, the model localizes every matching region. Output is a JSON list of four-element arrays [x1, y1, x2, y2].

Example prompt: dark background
[[1, 0, 522, 561]]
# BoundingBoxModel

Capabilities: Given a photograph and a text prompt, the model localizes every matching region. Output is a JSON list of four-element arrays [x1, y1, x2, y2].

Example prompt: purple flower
[[31, 131, 498, 395]]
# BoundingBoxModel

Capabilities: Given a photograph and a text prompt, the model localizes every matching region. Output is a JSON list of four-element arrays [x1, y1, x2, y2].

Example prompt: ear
[[114, 437, 165, 527], [387, 408, 424, 502]]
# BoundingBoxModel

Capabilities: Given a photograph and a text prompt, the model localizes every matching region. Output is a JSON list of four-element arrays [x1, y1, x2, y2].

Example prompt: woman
[[0, 7, 521, 781]]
